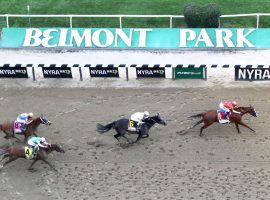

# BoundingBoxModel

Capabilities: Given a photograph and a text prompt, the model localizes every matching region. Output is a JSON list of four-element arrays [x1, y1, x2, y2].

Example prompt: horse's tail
[[189, 113, 206, 118], [96, 122, 116, 134], [0, 148, 8, 156]]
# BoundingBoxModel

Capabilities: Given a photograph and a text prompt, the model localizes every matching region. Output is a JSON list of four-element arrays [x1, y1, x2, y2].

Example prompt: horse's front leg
[[142, 134, 149, 138], [133, 133, 143, 144], [41, 158, 57, 172], [28, 159, 38, 170], [234, 123, 241, 134], [238, 121, 255, 133]]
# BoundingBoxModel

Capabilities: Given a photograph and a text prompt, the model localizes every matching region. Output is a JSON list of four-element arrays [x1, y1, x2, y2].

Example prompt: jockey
[[219, 101, 239, 119], [28, 136, 49, 156], [130, 111, 150, 132], [16, 112, 34, 131]]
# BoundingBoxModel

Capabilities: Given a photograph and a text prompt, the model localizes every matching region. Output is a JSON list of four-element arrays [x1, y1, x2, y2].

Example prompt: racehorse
[[97, 113, 167, 144], [0, 143, 64, 171], [0, 114, 51, 142], [188, 106, 257, 137]]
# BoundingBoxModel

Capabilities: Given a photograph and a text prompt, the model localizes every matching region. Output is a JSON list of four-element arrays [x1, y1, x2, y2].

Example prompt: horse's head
[[147, 113, 167, 126], [247, 105, 258, 117], [49, 143, 65, 153], [39, 114, 51, 125]]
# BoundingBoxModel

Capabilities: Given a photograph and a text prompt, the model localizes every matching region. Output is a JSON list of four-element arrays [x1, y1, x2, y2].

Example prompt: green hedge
[[184, 3, 221, 28]]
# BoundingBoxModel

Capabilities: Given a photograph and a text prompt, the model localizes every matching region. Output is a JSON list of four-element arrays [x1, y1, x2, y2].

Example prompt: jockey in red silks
[[219, 101, 239, 120]]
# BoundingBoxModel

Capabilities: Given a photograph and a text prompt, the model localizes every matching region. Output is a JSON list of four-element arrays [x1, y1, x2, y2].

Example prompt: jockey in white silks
[[130, 111, 150, 132]]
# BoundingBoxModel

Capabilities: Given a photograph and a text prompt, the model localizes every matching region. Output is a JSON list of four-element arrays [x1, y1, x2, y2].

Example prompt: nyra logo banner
[[0, 67, 28, 78], [89, 65, 119, 77], [42, 67, 72, 78], [235, 68, 270, 81], [2, 28, 270, 48], [136, 66, 165, 78]]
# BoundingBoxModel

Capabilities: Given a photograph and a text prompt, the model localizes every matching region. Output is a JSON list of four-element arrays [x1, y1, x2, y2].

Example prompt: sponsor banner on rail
[[42, 67, 72, 78], [2, 28, 270, 48], [235, 67, 270, 81], [136, 67, 165, 78], [0, 67, 28, 78], [89, 66, 119, 77], [174, 67, 206, 79]]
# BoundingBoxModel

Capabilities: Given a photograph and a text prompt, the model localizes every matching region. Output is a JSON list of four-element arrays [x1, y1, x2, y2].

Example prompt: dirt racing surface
[[0, 86, 269, 200]]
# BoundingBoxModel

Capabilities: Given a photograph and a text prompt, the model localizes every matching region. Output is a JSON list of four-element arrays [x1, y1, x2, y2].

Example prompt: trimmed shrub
[[184, 3, 221, 28]]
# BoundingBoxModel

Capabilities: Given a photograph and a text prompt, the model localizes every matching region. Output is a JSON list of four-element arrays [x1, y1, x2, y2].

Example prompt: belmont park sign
[[1, 28, 270, 48]]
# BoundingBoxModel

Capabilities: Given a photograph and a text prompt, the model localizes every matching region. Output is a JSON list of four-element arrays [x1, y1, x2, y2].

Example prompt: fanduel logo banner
[[0, 28, 262, 48], [235, 68, 270, 81]]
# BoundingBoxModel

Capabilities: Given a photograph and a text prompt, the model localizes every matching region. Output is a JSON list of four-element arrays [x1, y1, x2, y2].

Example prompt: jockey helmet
[[28, 112, 34, 118], [40, 137, 46, 143], [232, 101, 237, 107], [143, 111, 149, 118]]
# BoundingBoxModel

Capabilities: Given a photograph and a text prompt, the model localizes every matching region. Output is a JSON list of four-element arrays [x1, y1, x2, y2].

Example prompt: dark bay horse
[[0, 143, 64, 171], [97, 113, 167, 144], [189, 106, 257, 137], [0, 114, 51, 142]]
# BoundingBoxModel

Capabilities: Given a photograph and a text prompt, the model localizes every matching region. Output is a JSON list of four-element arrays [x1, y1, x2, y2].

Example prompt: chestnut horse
[[0, 143, 64, 171], [0, 114, 51, 142], [188, 106, 257, 137]]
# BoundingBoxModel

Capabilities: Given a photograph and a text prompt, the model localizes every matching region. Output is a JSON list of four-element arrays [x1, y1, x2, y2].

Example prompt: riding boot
[[225, 111, 228, 120], [21, 124, 27, 132], [33, 146, 39, 157]]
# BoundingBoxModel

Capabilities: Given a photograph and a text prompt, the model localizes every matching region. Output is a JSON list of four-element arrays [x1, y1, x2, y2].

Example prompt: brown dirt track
[[0, 86, 269, 200]]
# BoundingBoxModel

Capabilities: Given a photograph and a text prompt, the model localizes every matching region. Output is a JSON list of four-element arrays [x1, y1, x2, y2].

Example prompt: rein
[[234, 107, 251, 116]]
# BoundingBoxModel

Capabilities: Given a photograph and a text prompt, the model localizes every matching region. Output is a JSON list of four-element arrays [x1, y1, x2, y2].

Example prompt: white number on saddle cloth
[[13, 121, 23, 134]]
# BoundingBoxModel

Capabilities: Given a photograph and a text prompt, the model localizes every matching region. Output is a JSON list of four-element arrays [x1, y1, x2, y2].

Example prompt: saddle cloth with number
[[13, 121, 25, 134], [24, 146, 34, 159], [217, 110, 231, 123], [127, 120, 138, 131]]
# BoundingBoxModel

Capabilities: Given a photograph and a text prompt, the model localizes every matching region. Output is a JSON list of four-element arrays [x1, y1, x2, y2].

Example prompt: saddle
[[217, 109, 231, 124]]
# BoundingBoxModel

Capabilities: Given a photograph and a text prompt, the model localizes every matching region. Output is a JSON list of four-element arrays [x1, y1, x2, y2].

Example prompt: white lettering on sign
[[91, 70, 107, 75], [216, 29, 234, 47], [23, 28, 152, 48], [238, 69, 246, 79], [0, 69, 16, 74], [238, 69, 270, 80], [179, 29, 255, 47], [137, 70, 154, 75], [43, 70, 60, 75], [59, 70, 71, 74]]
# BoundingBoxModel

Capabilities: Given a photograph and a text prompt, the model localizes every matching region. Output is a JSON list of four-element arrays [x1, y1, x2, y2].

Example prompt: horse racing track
[[0, 86, 269, 200]]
